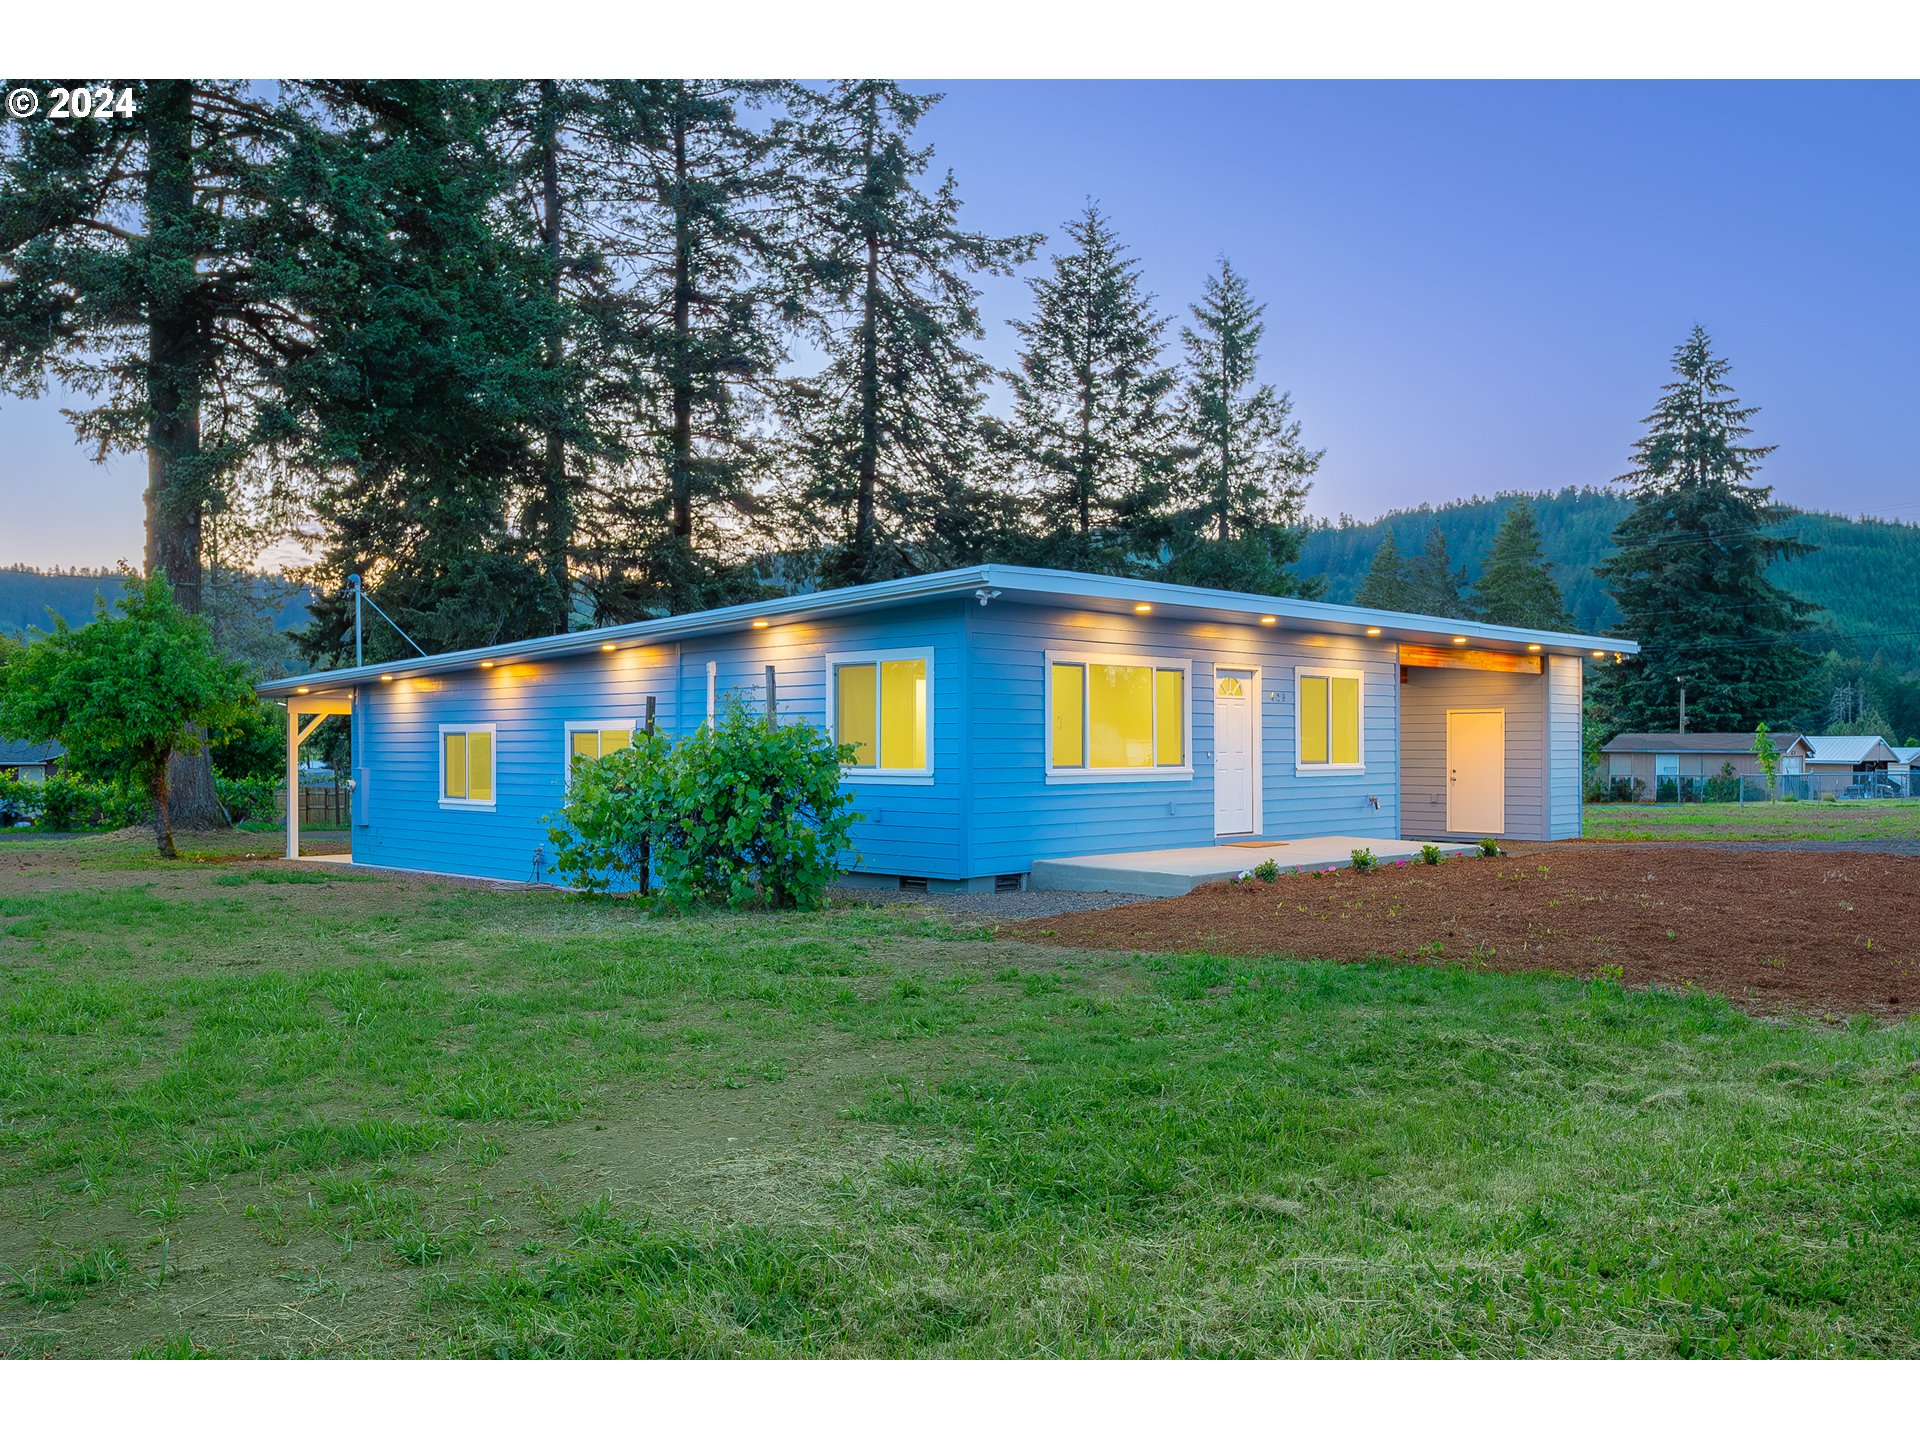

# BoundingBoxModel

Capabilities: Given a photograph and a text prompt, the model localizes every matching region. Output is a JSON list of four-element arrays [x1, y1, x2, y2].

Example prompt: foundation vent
[[995, 874, 1024, 894], [898, 876, 929, 892]]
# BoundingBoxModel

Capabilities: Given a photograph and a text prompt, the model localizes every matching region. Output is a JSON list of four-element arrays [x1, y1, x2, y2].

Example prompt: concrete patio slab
[[1029, 835, 1478, 897]]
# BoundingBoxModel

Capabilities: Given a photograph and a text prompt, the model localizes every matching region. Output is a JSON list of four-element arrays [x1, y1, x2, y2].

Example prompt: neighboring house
[[1798, 735, 1898, 775], [0, 738, 65, 784], [1599, 732, 1810, 796], [258, 565, 1637, 890], [1891, 746, 1920, 777]]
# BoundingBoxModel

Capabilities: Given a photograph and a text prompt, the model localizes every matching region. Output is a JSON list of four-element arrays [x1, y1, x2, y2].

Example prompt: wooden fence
[[279, 784, 351, 828]]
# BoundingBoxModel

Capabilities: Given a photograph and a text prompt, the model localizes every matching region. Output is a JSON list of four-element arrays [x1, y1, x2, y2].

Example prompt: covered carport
[[283, 691, 352, 860]]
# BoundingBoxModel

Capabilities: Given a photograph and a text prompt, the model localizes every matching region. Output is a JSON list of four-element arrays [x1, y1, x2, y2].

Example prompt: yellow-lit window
[[1155, 670, 1185, 767], [1048, 658, 1187, 773], [566, 722, 634, 788], [1298, 670, 1363, 770], [1050, 663, 1085, 767], [832, 654, 930, 773], [1299, 676, 1329, 764], [441, 727, 495, 806]]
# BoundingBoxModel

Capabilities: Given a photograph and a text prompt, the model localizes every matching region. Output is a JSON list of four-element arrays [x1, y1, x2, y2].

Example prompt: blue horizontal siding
[[961, 600, 1400, 876], [353, 602, 967, 884]]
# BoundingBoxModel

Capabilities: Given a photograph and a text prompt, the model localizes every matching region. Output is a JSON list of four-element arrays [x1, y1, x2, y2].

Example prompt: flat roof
[[257, 563, 1639, 699]]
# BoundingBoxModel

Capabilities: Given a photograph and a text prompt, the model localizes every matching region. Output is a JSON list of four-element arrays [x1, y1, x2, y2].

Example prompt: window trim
[[561, 718, 636, 794], [825, 647, 935, 786], [1293, 666, 1366, 775], [437, 723, 498, 811], [1044, 649, 1195, 784]]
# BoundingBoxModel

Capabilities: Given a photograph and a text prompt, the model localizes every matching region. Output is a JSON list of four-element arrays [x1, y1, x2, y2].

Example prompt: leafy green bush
[[547, 700, 861, 910], [215, 774, 281, 824], [544, 729, 670, 896], [1477, 836, 1502, 857], [1418, 843, 1444, 865], [0, 772, 146, 830], [1349, 846, 1378, 873], [1703, 761, 1741, 804], [1251, 857, 1280, 883]]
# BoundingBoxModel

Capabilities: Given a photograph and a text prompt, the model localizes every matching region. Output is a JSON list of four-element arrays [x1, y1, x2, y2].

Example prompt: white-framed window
[[438, 724, 496, 810], [1295, 667, 1364, 773], [826, 648, 933, 783], [1654, 753, 1680, 778], [563, 719, 635, 791], [1045, 650, 1193, 782]]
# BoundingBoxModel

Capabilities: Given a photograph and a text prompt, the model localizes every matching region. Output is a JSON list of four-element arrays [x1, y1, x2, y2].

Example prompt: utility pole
[[1678, 684, 1687, 734]]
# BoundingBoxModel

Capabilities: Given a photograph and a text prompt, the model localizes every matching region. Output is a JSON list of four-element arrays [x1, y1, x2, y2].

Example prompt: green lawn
[[1583, 798, 1920, 843], [3, 832, 1919, 1357]]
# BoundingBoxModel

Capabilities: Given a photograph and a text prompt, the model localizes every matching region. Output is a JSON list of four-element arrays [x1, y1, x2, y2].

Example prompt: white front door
[[1446, 708, 1506, 834], [1214, 669, 1255, 835]]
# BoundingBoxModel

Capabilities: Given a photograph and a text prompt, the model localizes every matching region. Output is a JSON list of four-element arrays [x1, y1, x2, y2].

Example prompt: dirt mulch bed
[[1008, 846, 1920, 1019]]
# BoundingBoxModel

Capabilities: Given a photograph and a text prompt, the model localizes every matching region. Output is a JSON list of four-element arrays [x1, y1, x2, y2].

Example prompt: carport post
[[286, 701, 300, 861]]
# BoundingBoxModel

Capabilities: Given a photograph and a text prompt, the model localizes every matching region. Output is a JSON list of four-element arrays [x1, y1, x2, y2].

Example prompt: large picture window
[[1046, 653, 1191, 779], [439, 724, 496, 809], [1296, 668, 1363, 771], [827, 650, 932, 780]]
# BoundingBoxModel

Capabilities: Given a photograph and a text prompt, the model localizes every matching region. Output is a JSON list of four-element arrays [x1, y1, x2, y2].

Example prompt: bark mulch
[[1007, 845, 1920, 1019]]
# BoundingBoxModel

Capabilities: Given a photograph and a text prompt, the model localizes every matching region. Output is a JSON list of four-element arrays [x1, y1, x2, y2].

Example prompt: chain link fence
[[1592, 770, 1916, 805]]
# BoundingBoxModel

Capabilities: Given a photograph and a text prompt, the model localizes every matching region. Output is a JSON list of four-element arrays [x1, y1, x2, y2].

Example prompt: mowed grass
[[3, 834, 1920, 1357], [1584, 798, 1920, 843]]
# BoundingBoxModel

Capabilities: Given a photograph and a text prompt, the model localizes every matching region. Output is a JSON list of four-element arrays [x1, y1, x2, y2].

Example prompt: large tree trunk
[[536, 79, 570, 633], [144, 80, 226, 830], [657, 105, 700, 612], [149, 764, 177, 860], [852, 106, 882, 579]]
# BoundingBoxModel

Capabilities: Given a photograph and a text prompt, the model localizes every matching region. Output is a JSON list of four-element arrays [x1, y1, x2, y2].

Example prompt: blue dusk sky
[[1, 79, 1915, 569]]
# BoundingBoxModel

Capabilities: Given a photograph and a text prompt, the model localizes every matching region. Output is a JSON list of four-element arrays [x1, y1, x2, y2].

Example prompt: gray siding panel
[[1398, 664, 1551, 841], [1547, 655, 1583, 839]]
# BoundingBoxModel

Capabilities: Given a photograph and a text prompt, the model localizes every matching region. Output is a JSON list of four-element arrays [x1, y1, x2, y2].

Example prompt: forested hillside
[[0, 567, 310, 640], [1300, 489, 1920, 669]]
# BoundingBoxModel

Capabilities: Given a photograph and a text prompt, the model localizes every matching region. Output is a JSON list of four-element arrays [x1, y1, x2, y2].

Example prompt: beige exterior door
[[1446, 708, 1506, 834], [1214, 670, 1255, 836]]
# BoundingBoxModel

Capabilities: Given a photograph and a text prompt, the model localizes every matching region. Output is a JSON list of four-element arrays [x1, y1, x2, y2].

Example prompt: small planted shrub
[[1348, 846, 1378, 873], [1252, 857, 1281, 883], [1418, 843, 1443, 865], [1477, 836, 1501, 857]]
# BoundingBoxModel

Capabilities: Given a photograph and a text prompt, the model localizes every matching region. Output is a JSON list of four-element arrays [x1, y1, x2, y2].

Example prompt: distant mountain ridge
[[1298, 488, 1920, 667]]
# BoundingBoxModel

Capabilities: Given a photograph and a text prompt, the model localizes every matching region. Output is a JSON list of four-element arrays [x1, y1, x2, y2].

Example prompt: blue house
[[262, 566, 1636, 890]]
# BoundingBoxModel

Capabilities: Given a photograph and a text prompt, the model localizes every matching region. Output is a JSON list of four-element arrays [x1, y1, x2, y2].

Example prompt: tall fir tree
[[0, 78, 303, 824], [1005, 203, 1179, 574], [785, 82, 1037, 586], [1472, 499, 1573, 629], [1353, 531, 1413, 611], [586, 80, 805, 615], [1594, 326, 1816, 733], [1403, 524, 1470, 617], [496, 79, 637, 632], [268, 82, 562, 664], [1164, 258, 1322, 595]]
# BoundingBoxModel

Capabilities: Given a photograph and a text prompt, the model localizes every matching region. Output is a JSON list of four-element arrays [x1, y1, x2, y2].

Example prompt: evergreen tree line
[[0, 79, 1326, 678]]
